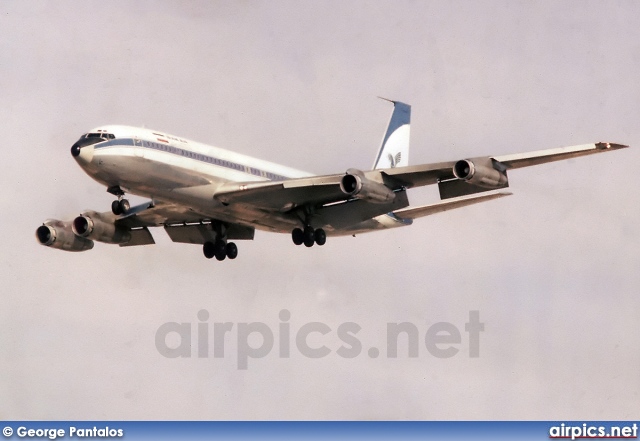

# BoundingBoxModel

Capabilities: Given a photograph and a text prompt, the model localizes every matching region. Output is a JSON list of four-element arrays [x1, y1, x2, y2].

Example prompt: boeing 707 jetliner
[[36, 100, 628, 261]]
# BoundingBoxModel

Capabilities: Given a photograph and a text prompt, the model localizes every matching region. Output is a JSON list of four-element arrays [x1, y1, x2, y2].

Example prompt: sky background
[[1, 1, 639, 420]]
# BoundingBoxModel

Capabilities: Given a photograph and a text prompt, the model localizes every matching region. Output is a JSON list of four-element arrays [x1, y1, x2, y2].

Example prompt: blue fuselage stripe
[[94, 138, 289, 181]]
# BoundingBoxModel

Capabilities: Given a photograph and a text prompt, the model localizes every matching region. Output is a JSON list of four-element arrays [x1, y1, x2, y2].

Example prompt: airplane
[[36, 99, 628, 261]]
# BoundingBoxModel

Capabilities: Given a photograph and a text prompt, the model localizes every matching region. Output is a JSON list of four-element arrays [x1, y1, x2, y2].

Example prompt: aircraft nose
[[71, 143, 94, 164]]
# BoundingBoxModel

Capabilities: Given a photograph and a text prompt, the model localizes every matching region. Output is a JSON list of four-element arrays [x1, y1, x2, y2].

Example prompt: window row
[[140, 140, 287, 181]]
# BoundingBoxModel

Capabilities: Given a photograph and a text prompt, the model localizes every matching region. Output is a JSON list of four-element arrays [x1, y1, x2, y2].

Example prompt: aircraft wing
[[212, 165, 462, 211], [377, 142, 628, 188], [211, 141, 627, 211]]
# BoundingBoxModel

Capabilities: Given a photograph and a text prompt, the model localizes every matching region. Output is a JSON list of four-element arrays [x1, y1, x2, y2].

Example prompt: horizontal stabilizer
[[393, 192, 511, 220]]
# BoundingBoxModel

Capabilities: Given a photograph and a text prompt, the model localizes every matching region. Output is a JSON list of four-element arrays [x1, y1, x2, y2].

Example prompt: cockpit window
[[85, 132, 115, 139], [71, 132, 115, 152]]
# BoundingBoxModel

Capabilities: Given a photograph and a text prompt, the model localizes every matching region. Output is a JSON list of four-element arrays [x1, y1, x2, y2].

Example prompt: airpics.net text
[[155, 310, 484, 370]]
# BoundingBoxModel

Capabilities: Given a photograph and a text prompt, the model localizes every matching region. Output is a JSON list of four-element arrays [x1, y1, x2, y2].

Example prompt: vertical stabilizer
[[371, 99, 411, 170]]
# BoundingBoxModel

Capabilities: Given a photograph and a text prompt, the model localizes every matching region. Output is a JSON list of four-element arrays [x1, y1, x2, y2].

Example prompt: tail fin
[[372, 98, 411, 170]]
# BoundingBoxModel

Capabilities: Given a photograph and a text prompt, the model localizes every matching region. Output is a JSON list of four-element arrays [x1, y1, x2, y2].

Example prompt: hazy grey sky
[[1, 1, 639, 420]]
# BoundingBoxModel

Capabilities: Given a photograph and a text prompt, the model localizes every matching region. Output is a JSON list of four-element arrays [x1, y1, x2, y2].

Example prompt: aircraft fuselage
[[71, 125, 386, 235]]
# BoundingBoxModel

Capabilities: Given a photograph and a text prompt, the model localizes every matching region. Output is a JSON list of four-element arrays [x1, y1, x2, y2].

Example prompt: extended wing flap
[[316, 190, 410, 229], [119, 227, 155, 247], [164, 223, 254, 244], [438, 177, 509, 200], [368, 161, 457, 189], [115, 201, 208, 228], [114, 200, 255, 244]]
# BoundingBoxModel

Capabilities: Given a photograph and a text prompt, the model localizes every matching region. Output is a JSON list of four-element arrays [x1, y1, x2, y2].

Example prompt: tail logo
[[388, 152, 402, 168]]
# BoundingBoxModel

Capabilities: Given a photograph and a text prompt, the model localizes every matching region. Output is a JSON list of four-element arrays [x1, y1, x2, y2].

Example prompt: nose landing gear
[[111, 198, 130, 215], [107, 186, 130, 215]]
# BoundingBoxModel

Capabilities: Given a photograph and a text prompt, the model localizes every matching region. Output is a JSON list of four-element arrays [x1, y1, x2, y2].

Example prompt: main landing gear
[[202, 221, 238, 261], [291, 226, 326, 247], [291, 207, 326, 248], [202, 240, 238, 261], [108, 185, 130, 215]]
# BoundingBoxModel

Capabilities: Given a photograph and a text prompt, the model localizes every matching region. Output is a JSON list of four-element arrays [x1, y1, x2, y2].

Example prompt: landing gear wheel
[[214, 240, 226, 261], [111, 200, 123, 215], [203, 241, 215, 259], [292, 228, 304, 245], [314, 228, 326, 246], [303, 226, 315, 248], [111, 199, 130, 215], [226, 242, 238, 259]]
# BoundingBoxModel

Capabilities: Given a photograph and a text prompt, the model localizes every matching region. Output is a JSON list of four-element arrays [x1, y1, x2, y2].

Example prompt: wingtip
[[596, 142, 630, 150]]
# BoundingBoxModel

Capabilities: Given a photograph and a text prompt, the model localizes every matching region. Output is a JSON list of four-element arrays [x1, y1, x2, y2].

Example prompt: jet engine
[[453, 159, 508, 188], [36, 220, 94, 252], [340, 169, 396, 204], [72, 211, 131, 244]]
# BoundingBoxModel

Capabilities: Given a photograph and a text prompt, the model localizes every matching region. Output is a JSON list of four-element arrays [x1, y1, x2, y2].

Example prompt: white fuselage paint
[[374, 124, 410, 169], [74, 125, 405, 235]]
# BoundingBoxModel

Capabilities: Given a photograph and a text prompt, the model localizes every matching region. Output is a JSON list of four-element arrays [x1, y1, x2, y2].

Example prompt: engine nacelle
[[453, 159, 508, 188], [36, 219, 94, 252], [72, 211, 131, 244], [340, 169, 396, 204]]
